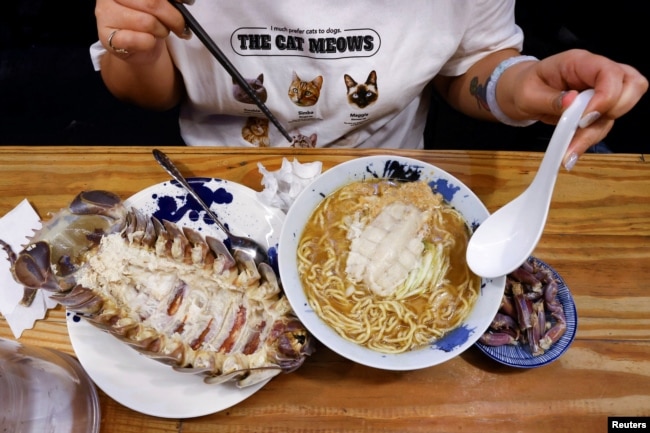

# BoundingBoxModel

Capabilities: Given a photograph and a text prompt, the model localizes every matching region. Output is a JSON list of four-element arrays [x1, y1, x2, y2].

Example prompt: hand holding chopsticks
[[168, 0, 294, 143]]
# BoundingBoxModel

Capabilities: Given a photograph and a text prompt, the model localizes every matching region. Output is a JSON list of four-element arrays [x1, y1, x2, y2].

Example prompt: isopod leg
[[527, 301, 545, 356], [479, 332, 517, 346], [512, 282, 533, 331]]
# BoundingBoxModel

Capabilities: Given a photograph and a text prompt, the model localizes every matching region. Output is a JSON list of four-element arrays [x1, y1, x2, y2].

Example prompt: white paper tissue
[[257, 158, 322, 212], [0, 199, 57, 338]]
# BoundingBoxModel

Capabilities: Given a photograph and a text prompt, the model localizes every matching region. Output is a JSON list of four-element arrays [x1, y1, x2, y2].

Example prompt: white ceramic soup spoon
[[466, 89, 594, 278]]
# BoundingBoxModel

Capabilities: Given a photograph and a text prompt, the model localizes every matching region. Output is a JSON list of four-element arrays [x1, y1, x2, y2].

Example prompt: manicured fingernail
[[579, 111, 601, 128], [564, 152, 579, 171], [555, 91, 567, 111], [182, 26, 193, 39]]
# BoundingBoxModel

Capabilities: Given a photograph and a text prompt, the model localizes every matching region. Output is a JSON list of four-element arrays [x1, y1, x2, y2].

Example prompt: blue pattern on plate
[[125, 177, 285, 271], [361, 159, 463, 202], [429, 178, 461, 202], [378, 160, 423, 182], [361, 160, 424, 182], [475, 257, 578, 368], [151, 178, 233, 229], [67, 311, 83, 323], [434, 325, 475, 352]]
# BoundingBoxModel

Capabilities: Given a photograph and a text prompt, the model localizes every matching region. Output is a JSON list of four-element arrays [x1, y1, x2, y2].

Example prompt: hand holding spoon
[[466, 89, 594, 278]]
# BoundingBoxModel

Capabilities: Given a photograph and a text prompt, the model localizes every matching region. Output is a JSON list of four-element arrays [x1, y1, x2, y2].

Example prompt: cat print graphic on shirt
[[242, 117, 270, 147], [288, 72, 323, 107], [344, 70, 378, 109], [290, 131, 318, 148], [233, 74, 268, 104]]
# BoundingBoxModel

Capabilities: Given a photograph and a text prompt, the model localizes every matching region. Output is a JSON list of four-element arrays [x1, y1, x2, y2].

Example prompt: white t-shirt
[[91, 0, 523, 148]]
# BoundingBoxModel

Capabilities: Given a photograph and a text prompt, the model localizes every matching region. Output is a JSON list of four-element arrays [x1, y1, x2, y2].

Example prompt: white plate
[[67, 178, 285, 418], [279, 156, 506, 371]]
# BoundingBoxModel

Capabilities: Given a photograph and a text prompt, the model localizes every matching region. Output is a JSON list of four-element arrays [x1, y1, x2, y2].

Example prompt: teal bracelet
[[486, 55, 539, 127]]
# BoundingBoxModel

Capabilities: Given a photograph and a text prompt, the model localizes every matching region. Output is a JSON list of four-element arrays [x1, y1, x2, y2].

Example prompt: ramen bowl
[[278, 155, 506, 371]]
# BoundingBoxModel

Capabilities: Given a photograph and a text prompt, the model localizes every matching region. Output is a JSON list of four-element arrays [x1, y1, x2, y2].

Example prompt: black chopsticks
[[169, 0, 294, 143]]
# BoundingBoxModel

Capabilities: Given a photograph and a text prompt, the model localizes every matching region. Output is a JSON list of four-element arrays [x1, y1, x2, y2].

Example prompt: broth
[[297, 179, 480, 354]]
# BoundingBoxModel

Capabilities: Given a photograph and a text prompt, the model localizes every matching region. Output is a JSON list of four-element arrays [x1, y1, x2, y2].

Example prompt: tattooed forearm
[[469, 76, 490, 111]]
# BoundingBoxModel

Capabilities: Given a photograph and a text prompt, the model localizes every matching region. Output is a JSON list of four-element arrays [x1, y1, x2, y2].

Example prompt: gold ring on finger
[[108, 29, 129, 55]]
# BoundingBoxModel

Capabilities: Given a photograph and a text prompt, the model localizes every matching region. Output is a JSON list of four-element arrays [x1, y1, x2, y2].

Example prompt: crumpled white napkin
[[0, 199, 57, 338], [257, 158, 322, 212]]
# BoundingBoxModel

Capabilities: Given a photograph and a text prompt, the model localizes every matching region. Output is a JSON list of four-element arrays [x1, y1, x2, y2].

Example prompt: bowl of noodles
[[278, 155, 506, 370]]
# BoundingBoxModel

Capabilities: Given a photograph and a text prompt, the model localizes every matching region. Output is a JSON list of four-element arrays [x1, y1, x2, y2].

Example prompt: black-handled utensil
[[169, 0, 293, 143], [152, 149, 270, 267]]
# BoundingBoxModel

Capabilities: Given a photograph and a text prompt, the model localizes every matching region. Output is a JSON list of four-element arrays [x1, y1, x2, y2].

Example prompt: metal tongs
[[169, 0, 293, 143]]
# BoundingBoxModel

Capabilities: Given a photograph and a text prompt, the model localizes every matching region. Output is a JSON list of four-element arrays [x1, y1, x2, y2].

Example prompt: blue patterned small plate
[[475, 257, 578, 368]]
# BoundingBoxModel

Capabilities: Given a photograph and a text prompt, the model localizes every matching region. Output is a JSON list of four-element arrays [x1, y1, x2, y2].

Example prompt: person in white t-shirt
[[92, 0, 646, 169]]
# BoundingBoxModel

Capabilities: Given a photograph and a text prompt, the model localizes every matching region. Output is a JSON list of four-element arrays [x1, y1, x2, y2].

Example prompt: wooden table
[[1, 146, 649, 433]]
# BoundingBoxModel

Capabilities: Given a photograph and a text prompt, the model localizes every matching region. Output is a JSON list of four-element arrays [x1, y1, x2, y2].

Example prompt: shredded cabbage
[[393, 242, 449, 300]]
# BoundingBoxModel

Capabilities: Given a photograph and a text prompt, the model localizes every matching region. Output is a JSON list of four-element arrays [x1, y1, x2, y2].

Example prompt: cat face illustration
[[344, 70, 378, 109], [288, 72, 323, 107], [242, 117, 270, 147], [290, 131, 318, 148], [233, 74, 268, 104]]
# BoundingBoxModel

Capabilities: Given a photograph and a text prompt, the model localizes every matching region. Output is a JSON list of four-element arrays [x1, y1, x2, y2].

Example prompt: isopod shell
[[1, 190, 314, 387]]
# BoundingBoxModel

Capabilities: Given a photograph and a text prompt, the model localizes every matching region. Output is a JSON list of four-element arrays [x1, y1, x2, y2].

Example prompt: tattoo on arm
[[469, 76, 490, 111]]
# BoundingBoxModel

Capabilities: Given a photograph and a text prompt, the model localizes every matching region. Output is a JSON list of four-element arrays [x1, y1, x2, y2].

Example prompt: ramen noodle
[[297, 179, 480, 354]]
